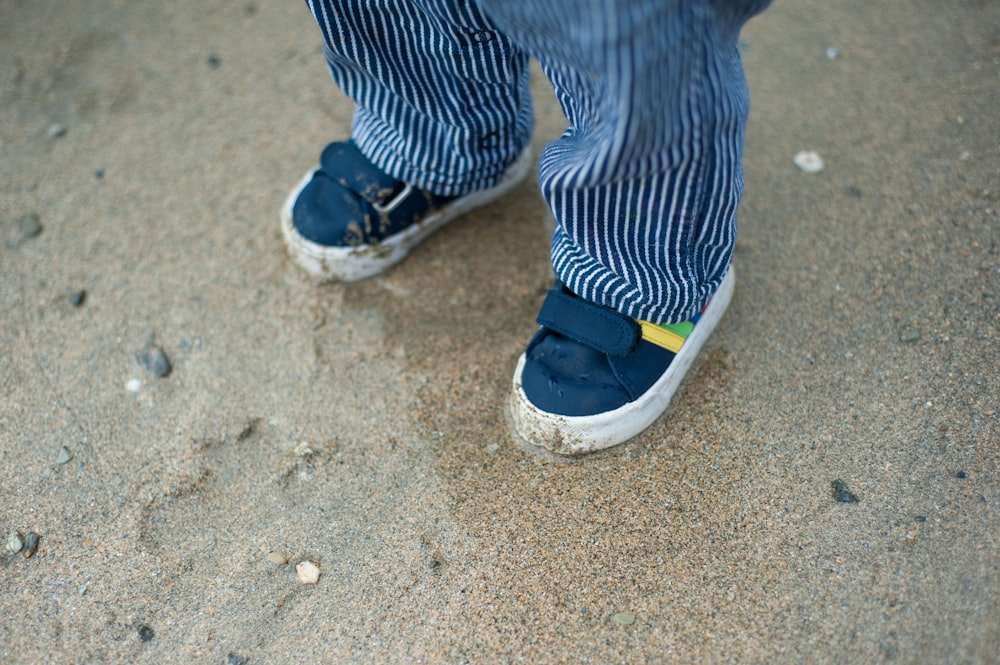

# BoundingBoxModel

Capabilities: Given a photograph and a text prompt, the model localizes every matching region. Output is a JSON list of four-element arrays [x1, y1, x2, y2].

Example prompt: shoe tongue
[[318, 142, 404, 206]]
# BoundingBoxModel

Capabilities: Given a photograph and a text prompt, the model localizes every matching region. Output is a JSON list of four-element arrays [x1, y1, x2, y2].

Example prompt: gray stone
[[832, 479, 860, 503], [137, 345, 172, 378], [22, 532, 39, 558], [17, 213, 42, 240], [55, 446, 73, 465]]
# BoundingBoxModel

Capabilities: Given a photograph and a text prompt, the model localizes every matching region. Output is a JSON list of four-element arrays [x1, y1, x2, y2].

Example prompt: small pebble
[[899, 324, 920, 343], [68, 290, 87, 307], [227, 654, 249, 665], [296, 560, 320, 584], [206, 55, 221, 69], [956, 471, 967, 479], [138, 624, 154, 642], [793, 150, 825, 173], [23, 532, 40, 557], [6, 531, 23, 554], [95, 169, 105, 180], [915, 515, 927, 523], [126, 378, 143, 393], [831, 479, 859, 503], [611, 611, 636, 626], [47, 123, 67, 138], [17, 213, 43, 240], [55, 446, 73, 465], [137, 344, 171, 378], [825, 47, 839, 60], [267, 551, 288, 565]]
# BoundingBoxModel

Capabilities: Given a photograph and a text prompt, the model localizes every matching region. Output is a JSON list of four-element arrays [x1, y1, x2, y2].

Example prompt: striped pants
[[303, 0, 770, 324]]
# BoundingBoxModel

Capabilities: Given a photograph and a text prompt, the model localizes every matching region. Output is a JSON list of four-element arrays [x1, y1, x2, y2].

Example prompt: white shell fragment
[[126, 378, 142, 393], [7, 532, 23, 554], [292, 442, 315, 457], [612, 611, 636, 625], [296, 560, 320, 584], [794, 150, 825, 173]]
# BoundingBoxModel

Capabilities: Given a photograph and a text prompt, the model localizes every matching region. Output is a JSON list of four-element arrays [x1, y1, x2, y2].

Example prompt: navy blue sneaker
[[510, 268, 735, 455], [281, 142, 531, 281]]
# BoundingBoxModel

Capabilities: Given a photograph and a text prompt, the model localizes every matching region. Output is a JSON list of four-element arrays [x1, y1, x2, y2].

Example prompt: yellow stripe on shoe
[[638, 319, 695, 353]]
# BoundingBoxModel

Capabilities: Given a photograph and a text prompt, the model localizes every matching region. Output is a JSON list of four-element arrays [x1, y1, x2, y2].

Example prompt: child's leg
[[303, 0, 533, 196], [285, 0, 535, 280], [479, 0, 770, 323], [480, 0, 771, 452]]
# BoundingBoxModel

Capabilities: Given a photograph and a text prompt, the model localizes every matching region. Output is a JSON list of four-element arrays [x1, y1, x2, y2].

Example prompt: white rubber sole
[[280, 149, 532, 281], [510, 268, 735, 456]]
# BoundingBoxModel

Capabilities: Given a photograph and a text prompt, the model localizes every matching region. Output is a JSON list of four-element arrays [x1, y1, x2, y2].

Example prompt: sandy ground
[[1, 0, 998, 663]]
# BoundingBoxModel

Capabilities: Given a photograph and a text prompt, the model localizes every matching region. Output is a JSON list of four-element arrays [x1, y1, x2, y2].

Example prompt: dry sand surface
[[2, 0, 998, 663]]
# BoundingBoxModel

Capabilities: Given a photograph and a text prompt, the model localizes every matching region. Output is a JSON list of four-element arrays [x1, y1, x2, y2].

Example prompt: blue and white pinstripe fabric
[[304, 0, 770, 324]]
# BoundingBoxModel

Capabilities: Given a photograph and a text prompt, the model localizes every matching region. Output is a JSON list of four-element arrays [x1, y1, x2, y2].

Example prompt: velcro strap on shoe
[[319, 142, 405, 208], [536, 288, 640, 356]]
